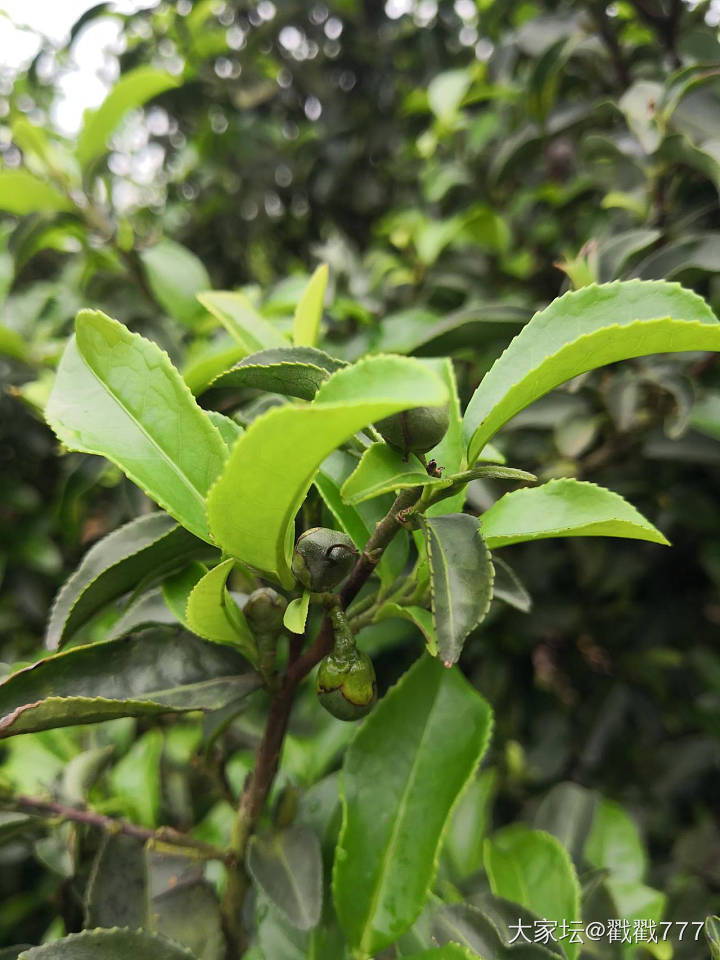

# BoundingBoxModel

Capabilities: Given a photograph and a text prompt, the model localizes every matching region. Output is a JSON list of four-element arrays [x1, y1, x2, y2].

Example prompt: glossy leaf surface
[[333, 655, 492, 955], [207, 356, 447, 586], [480, 479, 669, 549], [0, 628, 259, 738], [197, 291, 287, 352], [463, 281, 720, 461], [420, 514, 494, 665], [341, 444, 444, 505], [484, 827, 581, 960], [208, 346, 345, 400], [46, 513, 204, 650], [46, 310, 228, 542], [247, 826, 323, 931], [186, 559, 258, 663]]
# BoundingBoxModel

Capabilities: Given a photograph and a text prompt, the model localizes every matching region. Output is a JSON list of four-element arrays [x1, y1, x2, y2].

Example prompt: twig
[[5, 794, 231, 863]]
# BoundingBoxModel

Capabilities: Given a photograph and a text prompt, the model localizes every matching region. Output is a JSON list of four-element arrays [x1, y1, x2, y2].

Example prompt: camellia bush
[[0, 270, 718, 958]]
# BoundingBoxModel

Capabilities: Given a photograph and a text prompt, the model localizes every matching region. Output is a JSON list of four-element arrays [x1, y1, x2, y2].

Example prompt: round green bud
[[243, 588, 287, 632], [316, 646, 377, 721], [291, 527, 358, 592], [375, 404, 450, 457]]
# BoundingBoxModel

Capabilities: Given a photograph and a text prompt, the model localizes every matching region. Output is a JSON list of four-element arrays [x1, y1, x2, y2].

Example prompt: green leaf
[[484, 827, 582, 960], [0, 628, 260, 738], [186, 559, 258, 663], [162, 562, 206, 627], [333, 655, 493, 956], [76, 67, 181, 167], [315, 449, 410, 592], [85, 834, 148, 929], [247, 826, 323, 931], [0, 324, 28, 362], [422, 358, 466, 517], [150, 883, 225, 960], [341, 443, 444, 505], [534, 783, 598, 866], [108, 589, 177, 640], [45, 310, 228, 543], [197, 291, 287, 352], [584, 798, 645, 884], [208, 346, 346, 401], [283, 592, 310, 634], [183, 342, 249, 395], [46, 513, 206, 650], [374, 603, 437, 656], [140, 239, 211, 329], [463, 280, 720, 462], [430, 901, 563, 960], [0, 170, 72, 214], [706, 917, 720, 960], [442, 769, 497, 881], [17, 929, 195, 959], [207, 356, 448, 587], [428, 68, 473, 123], [206, 411, 244, 448], [419, 514, 494, 666], [480, 479, 669, 549], [491, 557, 531, 612], [0, 813, 50, 845], [293, 264, 328, 347]]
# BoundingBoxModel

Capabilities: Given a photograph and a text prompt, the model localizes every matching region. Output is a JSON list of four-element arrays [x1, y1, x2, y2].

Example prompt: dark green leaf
[[706, 916, 720, 960], [333, 655, 493, 955], [17, 929, 195, 960], [150, 883, 225, 960], [430, 902, 562, 960], [208, 346, 346, 400], [0, 628, 261, 738], [46, 513, 206, 650], [85, 834, 148, 929], [419, 514, 494, 665], [492, 557, 532, 612], [533, 783, 598, 866], [247, 825, 323, 930], [442, 769, 496, 881]]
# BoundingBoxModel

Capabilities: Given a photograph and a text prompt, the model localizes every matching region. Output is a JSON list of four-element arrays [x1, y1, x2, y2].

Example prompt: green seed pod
[[375, 404, 450, 457], [291, 527, 358, 592], [316, 606, 376, 721], [243, 588, 287, 633]]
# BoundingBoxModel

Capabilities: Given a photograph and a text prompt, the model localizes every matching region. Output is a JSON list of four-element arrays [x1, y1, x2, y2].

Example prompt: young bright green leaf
[[428, 68, 473, 122], [484, 827, 582, 960], [206, 411, 244, 448], [208, 346, 346, 400], [584, 798, 645, 884], [442, 769, 497, 882], [85, 834, 148, 930], [333, 655, 493, 956], [45, 310, 228, 543], [0, 324, 28, 362], [375, 603, 437, 656], [76, 67, 181, 167], [162, 562, 206, 627], [207, 355, 448, 586], [17, 929, 195, 960], [293, 264, 329, 347], [480, 479, 669, 549], [247, 826, 323, 931], [419, 514, 494, 666], [283, 592, 310, 634], [186, 559, 258, 664], [0, 628, 260, 738], [341, 443, 445, 505], [46, 513, 207, 650], [197, 291, 288, 352], [315, 449, 409, 591], [140, 239, 211, 329], [0, 170, 72, 215], [183, 342, 249, 395], [463, 280, 720, 462]]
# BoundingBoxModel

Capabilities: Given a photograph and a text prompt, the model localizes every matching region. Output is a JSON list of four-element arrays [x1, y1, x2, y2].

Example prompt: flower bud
[[243, 587, 287, 633], [316, 646, 377, 721], [375, 404, 450, 457], [291, 527, 358, 592]]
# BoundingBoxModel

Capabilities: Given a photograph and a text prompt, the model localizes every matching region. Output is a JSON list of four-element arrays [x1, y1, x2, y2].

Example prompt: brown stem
[[6, 794, 230, 862], [221, 484, 423, 956]]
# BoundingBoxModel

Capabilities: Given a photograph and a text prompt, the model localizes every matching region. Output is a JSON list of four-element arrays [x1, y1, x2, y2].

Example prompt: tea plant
[[0, 270, 719, 959]]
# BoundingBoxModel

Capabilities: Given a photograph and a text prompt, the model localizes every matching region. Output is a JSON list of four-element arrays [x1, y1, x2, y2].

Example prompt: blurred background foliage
[[1, 0, 720, 952]]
